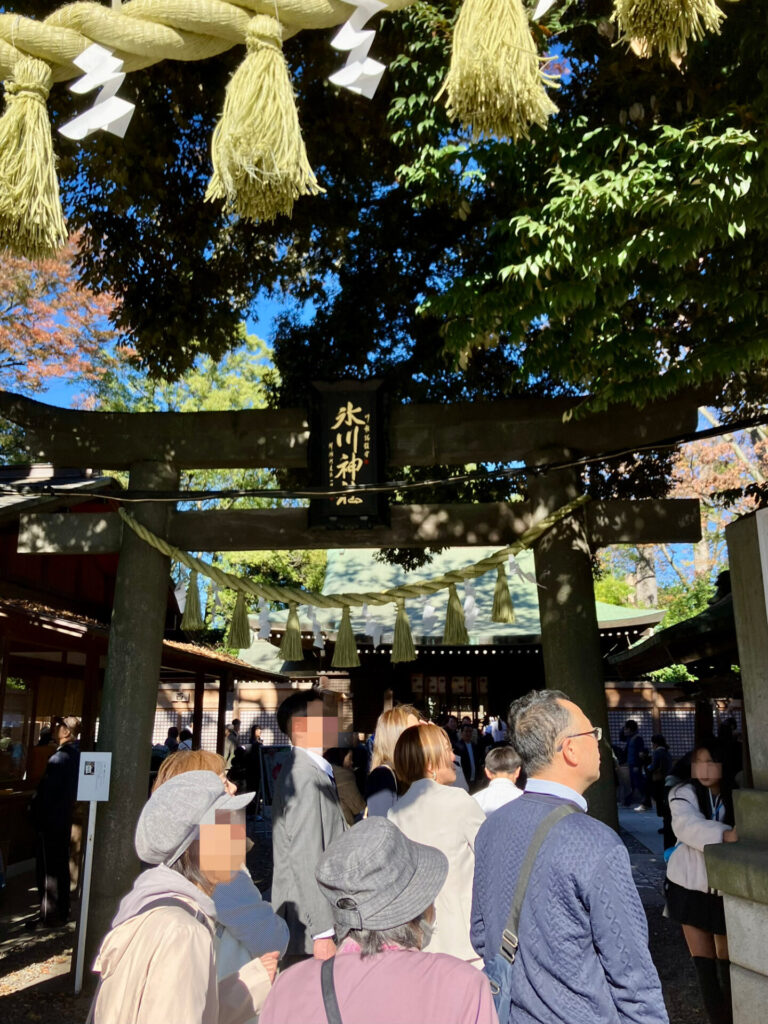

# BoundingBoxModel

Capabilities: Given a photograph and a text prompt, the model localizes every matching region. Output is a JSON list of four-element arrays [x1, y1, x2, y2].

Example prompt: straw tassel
[[279, 601, 304, 661], [206, 15, 323, 222], [391, 599, 416, 664], [227, 591, 252, 649], [180, 571, 204, 631], [443, 584, 469, 644], [332, 606, 360, 668], [0, 56, 67, 259], [613, 0, 726, 57], [441, 0, 558, 141], [491, 564, 515, 624]]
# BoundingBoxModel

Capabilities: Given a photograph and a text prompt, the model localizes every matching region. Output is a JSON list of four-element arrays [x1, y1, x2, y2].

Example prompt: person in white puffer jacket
[[665, 739, 739, 1024]]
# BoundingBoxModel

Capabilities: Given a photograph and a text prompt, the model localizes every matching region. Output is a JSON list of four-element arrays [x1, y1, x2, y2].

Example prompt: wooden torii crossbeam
[[0, 387, 702, 972]]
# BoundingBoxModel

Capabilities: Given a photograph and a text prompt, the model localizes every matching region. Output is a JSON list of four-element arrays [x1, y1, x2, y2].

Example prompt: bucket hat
[[135, 770, 253, 866], [315, 817, 447, 934]]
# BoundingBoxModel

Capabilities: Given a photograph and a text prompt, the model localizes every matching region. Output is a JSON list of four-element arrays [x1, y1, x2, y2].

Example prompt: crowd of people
[[24, 691, 741, 1023]]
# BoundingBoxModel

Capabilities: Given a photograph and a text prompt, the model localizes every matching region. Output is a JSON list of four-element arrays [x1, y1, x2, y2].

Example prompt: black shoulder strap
[[500, 803, 579, 963], [135, 896, 210, 927], [321, 956, 343, 1024]]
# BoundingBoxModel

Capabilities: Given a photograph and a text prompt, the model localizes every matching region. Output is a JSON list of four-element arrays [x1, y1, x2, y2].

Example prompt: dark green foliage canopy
[[10, 1, 767, 422]]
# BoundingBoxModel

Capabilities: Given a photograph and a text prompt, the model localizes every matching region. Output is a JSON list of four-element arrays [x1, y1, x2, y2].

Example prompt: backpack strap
[[321, 956, 343, 1024], [500, 803, 579, 964]]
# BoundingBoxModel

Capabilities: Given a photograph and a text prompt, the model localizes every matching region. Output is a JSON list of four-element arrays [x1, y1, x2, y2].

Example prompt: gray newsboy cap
[[315, 817, 447, 934], [135, 770, 253, 866]]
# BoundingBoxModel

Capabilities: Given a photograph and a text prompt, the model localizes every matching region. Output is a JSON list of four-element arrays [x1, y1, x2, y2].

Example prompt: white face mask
[[419, 912, 437, 947]]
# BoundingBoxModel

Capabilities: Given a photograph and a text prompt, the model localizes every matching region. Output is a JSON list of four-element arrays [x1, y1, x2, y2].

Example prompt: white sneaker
[[633, 804, 648, 812]]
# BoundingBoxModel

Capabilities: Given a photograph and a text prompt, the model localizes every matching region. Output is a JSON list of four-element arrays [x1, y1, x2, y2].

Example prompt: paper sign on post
[[77, 752, 112, 802]]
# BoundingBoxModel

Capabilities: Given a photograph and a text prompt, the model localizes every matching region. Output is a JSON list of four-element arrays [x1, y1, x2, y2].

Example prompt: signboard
[[74, 750, 112, 994], [309, 380, 388, 527], [77, 752, 112, 802]]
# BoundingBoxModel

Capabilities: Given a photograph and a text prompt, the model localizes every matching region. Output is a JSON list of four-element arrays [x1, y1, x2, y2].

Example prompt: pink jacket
[[260, 940, 499, 1024]]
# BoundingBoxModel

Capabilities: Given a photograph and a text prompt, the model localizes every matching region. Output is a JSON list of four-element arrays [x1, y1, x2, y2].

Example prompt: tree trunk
[[635, 546, 658, 607]]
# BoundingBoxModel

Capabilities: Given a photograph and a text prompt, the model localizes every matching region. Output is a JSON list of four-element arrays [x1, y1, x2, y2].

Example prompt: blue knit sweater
[[471, 792, 668, 1024]]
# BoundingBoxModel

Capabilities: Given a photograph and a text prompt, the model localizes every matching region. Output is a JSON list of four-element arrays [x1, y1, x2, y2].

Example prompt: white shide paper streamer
[[59, 44, 135, 141], [257, 598, 271, 640], [421, 597, 437, 636], [533, 0, 559, 18], [329, 0, 387, 99], [509, 552, 541, 587]]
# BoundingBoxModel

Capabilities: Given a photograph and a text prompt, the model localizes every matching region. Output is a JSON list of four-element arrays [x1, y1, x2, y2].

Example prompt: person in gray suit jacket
[[271, 688, 347, 961]]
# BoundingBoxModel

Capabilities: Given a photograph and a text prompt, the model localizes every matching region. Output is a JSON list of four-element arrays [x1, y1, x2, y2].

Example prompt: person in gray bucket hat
[[259, 818, 498, 1024], [89, 771, 281, 1024]]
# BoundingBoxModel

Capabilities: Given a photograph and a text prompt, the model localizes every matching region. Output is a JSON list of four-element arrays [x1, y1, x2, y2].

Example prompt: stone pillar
[[706, 509, 768, 1023], [83, 460, 178, 978], [528, 463, 617, 830]]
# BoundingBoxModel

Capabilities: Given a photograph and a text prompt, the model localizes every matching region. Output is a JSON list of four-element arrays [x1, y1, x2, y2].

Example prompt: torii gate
[[0, 388, 701, 970]]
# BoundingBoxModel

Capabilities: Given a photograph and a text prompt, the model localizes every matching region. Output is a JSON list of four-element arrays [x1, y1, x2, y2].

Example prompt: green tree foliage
[[656, 573, 716, 626], [417, 1, 768, 411], [593, 572, 634, 607], [9, 0, 767, 413], [88, 333, 327, 617], [647, 663, 698, 686]]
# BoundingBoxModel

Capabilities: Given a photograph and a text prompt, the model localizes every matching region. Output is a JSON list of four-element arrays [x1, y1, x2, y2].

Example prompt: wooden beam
[[18, 498, 702, 555], [388, 395, 700, 466], [0, 389, 702, 470], [0, 391, 309, 471], [192, 669, 204, 751], [217, 671, 229, 756], [584, 499, 701, 546]]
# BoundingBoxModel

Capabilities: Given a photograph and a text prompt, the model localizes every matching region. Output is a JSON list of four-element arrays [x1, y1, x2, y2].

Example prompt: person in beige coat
[[387, 723, 486, 967], [90, 772, 278, 1024]]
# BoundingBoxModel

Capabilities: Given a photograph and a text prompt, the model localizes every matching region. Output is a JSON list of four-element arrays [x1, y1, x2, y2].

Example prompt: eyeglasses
[[557, 726, 602, 750]]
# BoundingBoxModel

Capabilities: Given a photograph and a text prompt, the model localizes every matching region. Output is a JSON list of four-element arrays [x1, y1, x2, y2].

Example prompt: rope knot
[[245, 15, 283, 55], [6, 56, 52, 103]]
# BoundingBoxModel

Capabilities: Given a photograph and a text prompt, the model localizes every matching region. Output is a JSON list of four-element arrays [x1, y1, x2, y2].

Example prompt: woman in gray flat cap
[[259, 817, 498, 1024], [90, 771, 280, 1024]]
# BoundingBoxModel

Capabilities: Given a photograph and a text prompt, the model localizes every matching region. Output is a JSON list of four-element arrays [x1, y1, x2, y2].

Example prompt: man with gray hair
[[471, 689, 667, 1023]]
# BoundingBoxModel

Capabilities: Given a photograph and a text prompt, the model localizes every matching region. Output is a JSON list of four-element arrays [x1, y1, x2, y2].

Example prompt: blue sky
[[40, 296, 284, 409]]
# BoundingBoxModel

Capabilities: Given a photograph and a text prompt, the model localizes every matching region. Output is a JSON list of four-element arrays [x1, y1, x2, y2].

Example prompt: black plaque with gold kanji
[[308, 380, 388, 528]]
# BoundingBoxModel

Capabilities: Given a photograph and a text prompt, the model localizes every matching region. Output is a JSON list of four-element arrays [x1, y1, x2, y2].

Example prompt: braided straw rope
[[117, 495, 589, 609], [0, 1, 415, 83], [0, 0, 420, 253]]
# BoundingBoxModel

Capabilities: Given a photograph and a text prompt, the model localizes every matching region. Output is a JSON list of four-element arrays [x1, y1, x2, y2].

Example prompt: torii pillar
[[81, 460, 178, 977], [529, 459, 617, 829]]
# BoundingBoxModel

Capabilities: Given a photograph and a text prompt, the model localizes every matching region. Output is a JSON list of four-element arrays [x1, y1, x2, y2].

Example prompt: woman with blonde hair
[[387, 723, 485, 966], [364, 704, 420, 816]]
